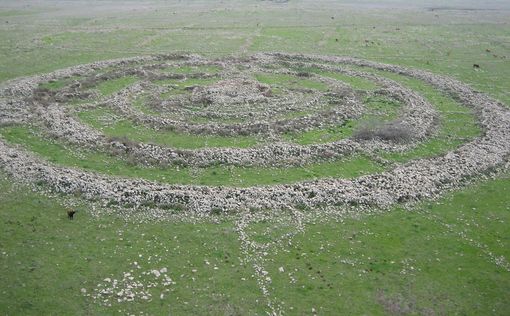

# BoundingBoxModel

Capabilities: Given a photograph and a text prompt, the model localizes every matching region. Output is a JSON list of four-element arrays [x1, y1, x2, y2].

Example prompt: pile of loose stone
[[0, 53, 509, 218], [87, 263, 174, 306]]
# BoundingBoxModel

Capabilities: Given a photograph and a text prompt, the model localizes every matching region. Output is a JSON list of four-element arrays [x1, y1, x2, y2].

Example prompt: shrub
[[296, 71, 311, 77], [354, 120, 413, 143]]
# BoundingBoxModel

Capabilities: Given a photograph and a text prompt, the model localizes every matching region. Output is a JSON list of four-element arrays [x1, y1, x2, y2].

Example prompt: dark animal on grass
[[473, 64, 480, 68], [67, 210, 76, 220]]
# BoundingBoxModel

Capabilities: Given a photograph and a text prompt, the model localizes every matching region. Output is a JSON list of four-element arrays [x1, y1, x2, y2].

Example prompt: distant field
[[0, 1, 509, 315]]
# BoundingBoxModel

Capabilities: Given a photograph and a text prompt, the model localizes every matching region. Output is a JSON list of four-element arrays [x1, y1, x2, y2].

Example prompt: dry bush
[[29, 87, 56, 106], [296, 71, 311, 77], [108, 136, 139, 153], [354, 120, 413, 143]]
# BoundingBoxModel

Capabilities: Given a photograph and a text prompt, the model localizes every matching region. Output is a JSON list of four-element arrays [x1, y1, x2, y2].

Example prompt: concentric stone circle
[[0, 52, 509, 218], [3, 53, 437, 168]]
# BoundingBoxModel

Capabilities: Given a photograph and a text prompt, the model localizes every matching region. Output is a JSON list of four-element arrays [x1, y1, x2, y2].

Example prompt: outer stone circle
[[0, 53, 508, 218]]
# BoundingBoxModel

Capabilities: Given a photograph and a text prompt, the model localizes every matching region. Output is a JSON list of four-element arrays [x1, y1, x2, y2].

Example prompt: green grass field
[[0, 0, 509, 314]]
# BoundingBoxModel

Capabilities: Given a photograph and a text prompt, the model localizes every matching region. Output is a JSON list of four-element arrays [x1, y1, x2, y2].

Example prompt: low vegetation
[[0, 1, 508, 315]]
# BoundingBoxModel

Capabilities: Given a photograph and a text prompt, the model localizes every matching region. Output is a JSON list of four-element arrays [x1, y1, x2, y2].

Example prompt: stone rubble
[[0, 53, 508, 218]]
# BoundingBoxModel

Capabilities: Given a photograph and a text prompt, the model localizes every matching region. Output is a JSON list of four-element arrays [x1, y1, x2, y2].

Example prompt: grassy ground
[[0, 173, 265, 315], [0, 0, 509, 314], [0, 171, 508, 315], [264, 174, 510, 314]]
